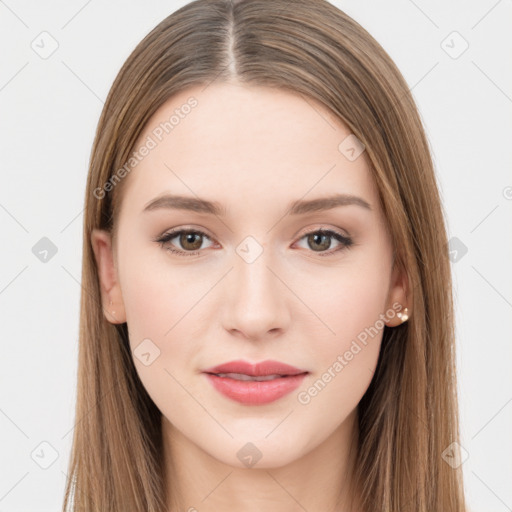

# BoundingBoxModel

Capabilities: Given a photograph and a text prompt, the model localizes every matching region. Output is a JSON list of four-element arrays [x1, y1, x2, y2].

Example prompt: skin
[[92, 82, 409, 511]]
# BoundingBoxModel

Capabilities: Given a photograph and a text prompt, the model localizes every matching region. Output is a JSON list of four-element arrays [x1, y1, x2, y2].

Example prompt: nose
[[221, 247, 291, 341]]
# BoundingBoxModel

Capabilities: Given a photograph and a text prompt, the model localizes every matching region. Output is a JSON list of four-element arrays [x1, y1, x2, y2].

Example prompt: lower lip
[[204, 373, 308, 405]]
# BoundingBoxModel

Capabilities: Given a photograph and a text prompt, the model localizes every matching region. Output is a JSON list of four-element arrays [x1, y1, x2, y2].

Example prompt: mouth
[[202, 359, 308, 377], [201, 360, 309, 405]]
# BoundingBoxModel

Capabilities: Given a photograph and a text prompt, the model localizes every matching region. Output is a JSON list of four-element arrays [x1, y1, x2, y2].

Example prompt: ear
[[384, 258, 411, 327], [90, 228, 126, 324]]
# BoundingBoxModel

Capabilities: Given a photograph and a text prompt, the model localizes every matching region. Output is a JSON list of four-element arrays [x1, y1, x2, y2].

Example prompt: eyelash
[[154, 227, 354, 258]]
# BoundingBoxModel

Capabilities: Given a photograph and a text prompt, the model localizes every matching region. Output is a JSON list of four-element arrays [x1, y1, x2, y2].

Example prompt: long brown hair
[[62, 1, 467, 510]]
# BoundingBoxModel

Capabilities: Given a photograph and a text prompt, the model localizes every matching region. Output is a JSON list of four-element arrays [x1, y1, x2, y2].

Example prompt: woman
[[62, 0, 468, 510]]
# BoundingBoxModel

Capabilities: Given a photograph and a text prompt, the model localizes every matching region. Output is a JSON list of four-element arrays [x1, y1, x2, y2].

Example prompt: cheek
[[338, 278, 387, 340], [297, 253, 390, 406], [118, 252, 207, 421], [117, 244, 204, 381], [121, 268, 174, 345], [118, 239, 205, 343], [309, 255, 390, 348]]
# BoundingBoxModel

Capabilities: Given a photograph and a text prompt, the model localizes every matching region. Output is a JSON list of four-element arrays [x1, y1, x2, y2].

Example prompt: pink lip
[[202, 359, 309, 405], [202, 359, 307, 377]]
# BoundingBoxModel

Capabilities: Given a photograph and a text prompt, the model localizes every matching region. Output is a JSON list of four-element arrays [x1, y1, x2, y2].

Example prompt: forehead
[[121, 82, 378, 215]]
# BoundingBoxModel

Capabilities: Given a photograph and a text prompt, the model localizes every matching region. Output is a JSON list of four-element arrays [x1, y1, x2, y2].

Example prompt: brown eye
[[179, 231, 203, 251], [155, 229, 214, 256], [307, 232, 332, 252], [296, 229, 353, 256]]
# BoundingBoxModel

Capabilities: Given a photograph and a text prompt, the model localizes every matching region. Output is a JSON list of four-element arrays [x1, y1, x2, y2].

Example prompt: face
[[92, 82, 407, 469]]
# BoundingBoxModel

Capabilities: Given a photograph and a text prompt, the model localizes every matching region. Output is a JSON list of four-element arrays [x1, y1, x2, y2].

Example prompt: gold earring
[[397, 307, 409, 323]]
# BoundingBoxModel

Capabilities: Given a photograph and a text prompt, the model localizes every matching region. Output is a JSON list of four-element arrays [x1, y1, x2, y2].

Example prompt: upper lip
[[202, 359, 308, 377]]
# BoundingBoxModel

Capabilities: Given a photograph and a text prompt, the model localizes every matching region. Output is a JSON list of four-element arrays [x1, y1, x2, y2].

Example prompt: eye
[[154, 229, 214, 257], [294, 229, 353, 256]]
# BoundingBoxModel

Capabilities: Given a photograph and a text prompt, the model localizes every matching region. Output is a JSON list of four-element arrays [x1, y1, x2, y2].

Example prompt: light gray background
[[1, 1, 511, 510]]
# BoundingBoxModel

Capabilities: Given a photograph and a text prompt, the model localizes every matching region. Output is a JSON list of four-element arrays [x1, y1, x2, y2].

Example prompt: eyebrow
[[142, 193, 372, 216]]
